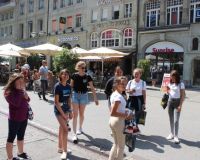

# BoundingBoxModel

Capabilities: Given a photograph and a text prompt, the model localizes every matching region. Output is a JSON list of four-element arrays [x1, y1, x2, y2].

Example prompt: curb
[[0, 109, 109, 158]]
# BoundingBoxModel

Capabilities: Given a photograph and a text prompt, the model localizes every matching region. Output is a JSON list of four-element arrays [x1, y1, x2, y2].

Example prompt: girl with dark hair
[[166, 70, 185, 144], [54, 69, 73, 159], [109, 76, 133, 160], [4, 73, 31, 160], [104, 66, 123, 111]]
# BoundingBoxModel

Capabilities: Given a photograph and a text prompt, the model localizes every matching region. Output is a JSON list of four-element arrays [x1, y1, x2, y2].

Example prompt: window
[[91, 32, 98, 48], [77, 0, 82, 3], [38, 19, 43, 31], [123, 28, 133, 47], [92, 10, 98, 22], [1, 28, 4, 37], [59, 17, 65, 31], [5, 13, 8, 20], [10, 11, 13, 19], [4, 27, 8, 37], [53, 0, 58, 10], [113, 5, 120, 19], [1, 14, 4, 21], [9, 25, 12, 35], [60, 0, 65, 8], [67, 16, 73, 28], [76, 14, 82, 27], [192, 38, 199, 50], [101, 30, 120, 47], [166, 0, 183, 25], [29, 0, 34, 13], [190, 0, 200, 23], [146, 0, 160, 27], [102, 8, 108, 21], [124, 3, 132, 18], [19, 23, 24, 39], [52, 19, 57, 32], [20, 3, 25, 15], [39, 0, 44, 10], [28, 21, 33, 38], [68, 0, 73, 6]]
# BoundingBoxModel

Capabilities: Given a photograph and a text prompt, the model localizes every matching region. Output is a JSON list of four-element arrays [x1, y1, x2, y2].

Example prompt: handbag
[[125, 134, 136, 152], [28, 105, 34, 120], [161, 93, 169, 109], [138, 110, 147, 125]]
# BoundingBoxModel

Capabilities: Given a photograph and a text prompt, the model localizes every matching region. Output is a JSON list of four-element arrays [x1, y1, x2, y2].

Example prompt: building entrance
[[193, 59, 200, 86]]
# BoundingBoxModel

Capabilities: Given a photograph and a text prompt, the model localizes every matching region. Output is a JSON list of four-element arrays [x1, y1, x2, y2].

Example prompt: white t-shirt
[[168, 82, 185, 99], [110, 90, 126, 114], [126, 79, 146, 96]]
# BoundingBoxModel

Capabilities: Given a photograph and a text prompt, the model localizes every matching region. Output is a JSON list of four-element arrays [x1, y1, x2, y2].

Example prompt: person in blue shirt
[[54, 69, 73, 160]]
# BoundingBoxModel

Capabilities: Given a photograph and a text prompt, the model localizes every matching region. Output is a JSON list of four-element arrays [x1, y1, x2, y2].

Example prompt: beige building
[[0, 0, 137, 73], [138, 0, 200, 87]]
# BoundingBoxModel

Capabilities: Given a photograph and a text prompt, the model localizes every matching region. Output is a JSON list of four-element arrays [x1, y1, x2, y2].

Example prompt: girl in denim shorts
[[54, 69, 73, 159], [70, 61, 99, 143]]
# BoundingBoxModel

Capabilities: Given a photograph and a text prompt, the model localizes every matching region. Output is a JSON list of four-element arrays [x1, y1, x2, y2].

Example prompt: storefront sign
[[97, 0, 122, 6], [93, 19, 130, 29], [58, 36, 79, 43], [146, 41, 184, 53], [152, 48, 174, 53]]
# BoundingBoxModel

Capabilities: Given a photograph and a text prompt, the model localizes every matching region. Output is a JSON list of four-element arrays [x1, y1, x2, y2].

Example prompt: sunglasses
[[81, 67, 86, 69]]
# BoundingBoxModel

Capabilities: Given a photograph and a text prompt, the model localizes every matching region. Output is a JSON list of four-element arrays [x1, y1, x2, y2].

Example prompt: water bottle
[[67, 120, 71, 132]]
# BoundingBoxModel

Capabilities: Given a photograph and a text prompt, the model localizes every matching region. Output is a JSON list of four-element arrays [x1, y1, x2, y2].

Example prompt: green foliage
[[27, 55, 41, 70], [53, 48, 79, 73], [137, 59, 151, 81], [0, 56, 7, 63]]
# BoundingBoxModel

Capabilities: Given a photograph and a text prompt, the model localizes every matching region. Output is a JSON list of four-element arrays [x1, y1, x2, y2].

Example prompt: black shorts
[[7, 119, 28, 143]]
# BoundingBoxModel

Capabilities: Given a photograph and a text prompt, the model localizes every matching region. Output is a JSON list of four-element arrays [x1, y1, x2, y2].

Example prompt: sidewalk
[[0, 113, 107, 160]]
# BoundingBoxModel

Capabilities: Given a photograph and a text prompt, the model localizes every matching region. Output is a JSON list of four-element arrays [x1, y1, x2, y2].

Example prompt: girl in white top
[[109, 76, 133, 160], [166, 70, 185, 144], [126, 68, 146, 132]]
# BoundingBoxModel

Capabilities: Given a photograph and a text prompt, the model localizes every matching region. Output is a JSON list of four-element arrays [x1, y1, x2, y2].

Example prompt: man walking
[[38, 60, 48, 101]]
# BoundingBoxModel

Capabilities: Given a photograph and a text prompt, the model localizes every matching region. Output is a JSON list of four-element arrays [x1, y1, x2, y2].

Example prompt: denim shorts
[[54, 104, 71, 116], [72, 92, 88, 105]]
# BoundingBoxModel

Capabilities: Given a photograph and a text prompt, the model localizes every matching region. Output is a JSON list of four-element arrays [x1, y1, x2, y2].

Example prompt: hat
[[8, 73, 24, 84]]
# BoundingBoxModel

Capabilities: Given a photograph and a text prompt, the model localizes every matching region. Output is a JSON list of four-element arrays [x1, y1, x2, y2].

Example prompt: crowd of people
[[3, 60, 185, 160]]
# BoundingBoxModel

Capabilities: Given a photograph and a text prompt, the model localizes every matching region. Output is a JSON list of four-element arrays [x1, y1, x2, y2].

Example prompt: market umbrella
[[0, 50, 22, 57], [88, 47, 129, 57], [88, 47, 129, 75], [25, 43, 63, 56], [70, 47, 90, 56], [0, 42, 29, 56]]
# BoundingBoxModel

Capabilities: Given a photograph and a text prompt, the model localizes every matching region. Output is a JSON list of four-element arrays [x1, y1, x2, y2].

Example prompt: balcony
[[0, 0, 16, 12]]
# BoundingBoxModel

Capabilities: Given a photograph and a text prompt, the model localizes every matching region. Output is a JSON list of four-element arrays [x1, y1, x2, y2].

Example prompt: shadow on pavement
[[180, 138, 200, 148], [136, 134, 182, 153], [79, 132, 112, 152], [68, 154, 88, 160]]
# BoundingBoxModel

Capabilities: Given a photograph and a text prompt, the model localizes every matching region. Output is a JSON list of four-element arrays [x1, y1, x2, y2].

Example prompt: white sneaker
[[72, 134, 78, 144], [60, 151, 67, 160], [174, 136, 180, 144], [76, 128, 83, 135], [166, 134, 174, 140]]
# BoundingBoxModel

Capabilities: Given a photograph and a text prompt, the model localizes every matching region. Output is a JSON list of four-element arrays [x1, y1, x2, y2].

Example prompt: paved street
[[0, 85, 200, 160]]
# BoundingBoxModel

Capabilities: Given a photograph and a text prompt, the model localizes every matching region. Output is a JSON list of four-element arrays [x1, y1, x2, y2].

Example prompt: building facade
[[138, 0, 200, 87], [0, 0, 137, 73]]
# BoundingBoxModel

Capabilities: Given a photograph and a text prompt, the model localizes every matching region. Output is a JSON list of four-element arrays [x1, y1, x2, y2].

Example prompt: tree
[[0, 57, 6, 63], [137, 59, 151, 81], [53, 48, 79, 73]]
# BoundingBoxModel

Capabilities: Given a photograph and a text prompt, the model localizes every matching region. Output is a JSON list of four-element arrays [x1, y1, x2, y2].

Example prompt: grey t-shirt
[[39, 66, 48, 80]]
